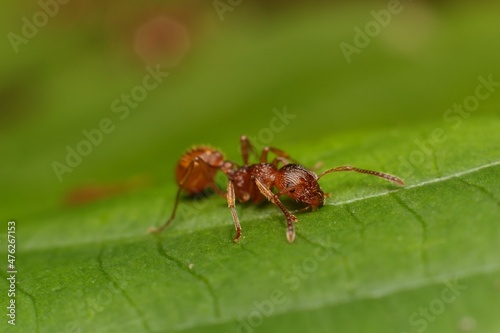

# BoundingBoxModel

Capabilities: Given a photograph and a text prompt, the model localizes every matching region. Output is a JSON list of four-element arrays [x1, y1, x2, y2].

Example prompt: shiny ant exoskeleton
[[148, 136, 296, 234], [226, 159, 405, 243]]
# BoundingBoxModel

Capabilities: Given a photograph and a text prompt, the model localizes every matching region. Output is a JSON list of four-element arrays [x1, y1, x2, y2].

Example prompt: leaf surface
[[3, 115, 499, 333]]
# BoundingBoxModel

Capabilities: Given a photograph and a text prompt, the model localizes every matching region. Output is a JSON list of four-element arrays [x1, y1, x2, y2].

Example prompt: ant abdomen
[[175, 146, 224, 195]]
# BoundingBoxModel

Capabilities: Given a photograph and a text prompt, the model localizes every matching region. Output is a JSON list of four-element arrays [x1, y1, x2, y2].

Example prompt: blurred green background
[[1, 0, 500, 332]]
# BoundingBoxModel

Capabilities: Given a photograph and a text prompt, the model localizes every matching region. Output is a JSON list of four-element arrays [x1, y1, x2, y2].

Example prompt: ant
[[148, 136, 296, 234], [226, 158, 405, 243]]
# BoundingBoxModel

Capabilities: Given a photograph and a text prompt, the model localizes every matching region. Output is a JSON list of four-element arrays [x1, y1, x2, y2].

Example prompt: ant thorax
[[230, 163, 277, 204]]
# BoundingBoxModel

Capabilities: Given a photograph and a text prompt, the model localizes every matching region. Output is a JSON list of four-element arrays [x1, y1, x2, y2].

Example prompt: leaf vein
[[391, 193, 430, 277], [295, 232, 356, 296], [155, 239, 221, 319], [344, 204, 365, 243], [239, 245, 265, 260], [97, 247, 153, 333], [0, 270, 40, 333], [431, 149, 441, 177], [456, 177, 499, 204], [173, 263, 500, 333]]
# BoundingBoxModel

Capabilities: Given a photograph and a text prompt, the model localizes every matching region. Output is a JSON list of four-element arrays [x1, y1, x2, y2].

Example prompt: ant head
[[276, 164, 326, 208]]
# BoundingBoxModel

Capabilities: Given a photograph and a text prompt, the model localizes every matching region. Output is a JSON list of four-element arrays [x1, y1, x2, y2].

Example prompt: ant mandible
[[148, 136, 296, 234], [226, 155, 405, 243]]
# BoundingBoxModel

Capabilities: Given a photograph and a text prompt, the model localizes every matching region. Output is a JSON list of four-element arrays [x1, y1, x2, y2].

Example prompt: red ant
[[148, 136, 296, 234], [226, 155, 405, 243]]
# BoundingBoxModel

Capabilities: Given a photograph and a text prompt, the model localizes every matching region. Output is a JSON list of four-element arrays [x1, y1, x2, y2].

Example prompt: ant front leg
[[253, 177, 298, 243], [227, 179, 242, 242]]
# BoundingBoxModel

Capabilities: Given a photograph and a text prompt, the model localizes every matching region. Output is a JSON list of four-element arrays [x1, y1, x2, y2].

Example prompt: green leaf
[[3, 115, 500, 333]]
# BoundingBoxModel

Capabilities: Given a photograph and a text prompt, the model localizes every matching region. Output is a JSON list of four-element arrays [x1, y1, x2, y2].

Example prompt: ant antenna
[[318, 165, 405, 186]]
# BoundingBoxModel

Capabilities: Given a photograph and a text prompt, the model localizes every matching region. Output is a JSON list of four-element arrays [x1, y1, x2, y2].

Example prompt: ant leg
[[260, 146, 299, 165], [311, 161, 324, 172], [149, 157, 223, 234], [147, 187, 182, 234], [148, 159, 199, 234], [227, 179, 242, 242], [318, 166, 405, 186], [274, 185, 313, 214], [240, 135, 258, 166], [253, 177, 298, 243], [271, 156, 292, 168]]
